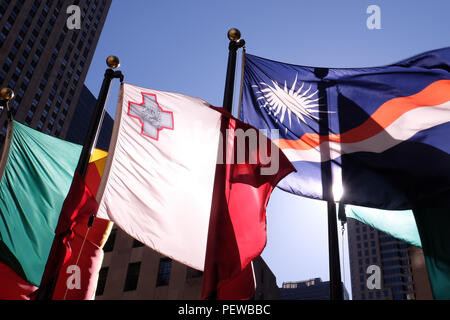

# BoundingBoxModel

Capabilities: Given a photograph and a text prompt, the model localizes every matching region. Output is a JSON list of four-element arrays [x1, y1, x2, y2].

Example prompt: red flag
[[51, 151, 112, 300], [0, 262, 37, 300], [33, 171, 98, 299], [51, 217, 111, 300], [201, 110, 295, 299]]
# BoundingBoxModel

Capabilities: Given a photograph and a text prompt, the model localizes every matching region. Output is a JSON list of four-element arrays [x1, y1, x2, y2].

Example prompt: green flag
[[346, 204, 450, 299], [413, 208, 450, 300], [0, 121, 81, 286], [345, 205, 421, 247]]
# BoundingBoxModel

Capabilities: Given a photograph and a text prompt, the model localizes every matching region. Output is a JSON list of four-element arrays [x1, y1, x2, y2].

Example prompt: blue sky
[[85, 0, 450, 298]]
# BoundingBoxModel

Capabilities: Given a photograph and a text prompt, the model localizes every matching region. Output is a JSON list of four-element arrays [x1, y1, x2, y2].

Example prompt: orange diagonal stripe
[[276, 79, 450, 150]]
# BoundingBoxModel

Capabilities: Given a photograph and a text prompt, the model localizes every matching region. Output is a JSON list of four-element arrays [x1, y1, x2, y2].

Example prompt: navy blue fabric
[[241, 47, 450, 209]]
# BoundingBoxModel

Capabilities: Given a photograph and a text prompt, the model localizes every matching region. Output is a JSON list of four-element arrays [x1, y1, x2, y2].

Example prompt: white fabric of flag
[[97, 83, 222, 270]]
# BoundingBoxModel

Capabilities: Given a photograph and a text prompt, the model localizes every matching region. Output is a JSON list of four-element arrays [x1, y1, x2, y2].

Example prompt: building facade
[[0, 0, 111, 144], [96, 227, 280, 300], [65, 84, 113, 151], [346, 218, 433, 300], [280, 278, 349, 300]]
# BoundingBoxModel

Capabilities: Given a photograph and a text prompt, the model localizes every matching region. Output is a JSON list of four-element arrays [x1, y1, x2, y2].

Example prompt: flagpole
[[203, 28, 245, 300], [77, 56, 123, 178], [223, 28, 245, 114], [315, 68, 344, 300]]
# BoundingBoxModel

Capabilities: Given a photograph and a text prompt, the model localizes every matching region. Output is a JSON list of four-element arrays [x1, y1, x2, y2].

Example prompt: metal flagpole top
[[227, 28, 246, 48], [106, 55, 121, 69], [0, 88, 15, 121], [227, 28, 241, 41], [0, 88, 15, 101]]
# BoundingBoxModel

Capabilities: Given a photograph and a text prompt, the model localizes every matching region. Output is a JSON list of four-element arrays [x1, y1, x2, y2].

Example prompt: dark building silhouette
[[253, 257, 280, 300], [65, 84, 113, 151], [280, 278, 349, 300], [0, 0, 111, 144]]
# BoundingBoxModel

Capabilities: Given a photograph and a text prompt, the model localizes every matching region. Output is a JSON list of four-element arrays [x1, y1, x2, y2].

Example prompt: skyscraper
[[346, 218, 433, 300], [0, 0, 111, 144], [65, 84, 113, 151]]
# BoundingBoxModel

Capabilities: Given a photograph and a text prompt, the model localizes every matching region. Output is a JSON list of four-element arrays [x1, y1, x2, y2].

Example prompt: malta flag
[[96, 83, 294, 299]]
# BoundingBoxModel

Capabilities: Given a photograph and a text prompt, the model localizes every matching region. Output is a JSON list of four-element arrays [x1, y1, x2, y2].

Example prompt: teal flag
[[413, 208, 450, 300], [347, 204, 450, 299], [0, 121, 81, 286], [345, 205, 422, 247]]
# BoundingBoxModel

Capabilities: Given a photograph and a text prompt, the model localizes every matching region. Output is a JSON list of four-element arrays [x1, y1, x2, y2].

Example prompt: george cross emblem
[[127, 92, 174, 140]]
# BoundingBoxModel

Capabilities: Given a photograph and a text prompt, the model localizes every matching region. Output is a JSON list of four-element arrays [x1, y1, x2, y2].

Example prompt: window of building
[[4, 20, 12, 32], [55, 125, 62, 137], [186, 267, 202, 280], [0, 69, 6, 83], [8, 79, 16, 90], [393, 293, 405, 300], [156, 258, 172, 287], [132, 239, 144, 248], [95, 267, 108, 296], [0, 30, 6, 44], [25, 111, 33, 125], [124, 262, 141, 292], [385, 276, 402, 284]]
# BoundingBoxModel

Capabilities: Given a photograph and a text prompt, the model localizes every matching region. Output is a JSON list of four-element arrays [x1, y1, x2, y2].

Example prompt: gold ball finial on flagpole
[[106, 56, 120, 69], [227, 28, 241, 41], [0, 88, 14, 101]]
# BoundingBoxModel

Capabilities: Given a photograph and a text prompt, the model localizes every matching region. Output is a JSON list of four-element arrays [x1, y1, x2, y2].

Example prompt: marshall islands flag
[[241, 47, 450, 210]]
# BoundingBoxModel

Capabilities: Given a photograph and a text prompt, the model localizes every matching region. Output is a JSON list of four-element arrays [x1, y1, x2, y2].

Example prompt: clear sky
[[84, 0, 450, 298]]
